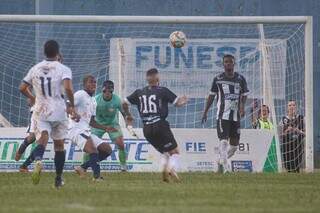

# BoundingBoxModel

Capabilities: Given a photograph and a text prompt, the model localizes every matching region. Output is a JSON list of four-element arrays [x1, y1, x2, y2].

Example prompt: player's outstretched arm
[[121, 101, 133, 126], [201, 94, 215, 124], [89, 116, 117, 132], [174, 95, 188, 107], [19, 83, 35, 105], [122, 100, 139, 139], [121, 102, 134, 126]]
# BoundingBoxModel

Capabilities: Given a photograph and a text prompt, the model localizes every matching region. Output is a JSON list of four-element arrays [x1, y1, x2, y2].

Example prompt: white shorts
[[67, 127, 104, 150], [34, 119, 68, 141]]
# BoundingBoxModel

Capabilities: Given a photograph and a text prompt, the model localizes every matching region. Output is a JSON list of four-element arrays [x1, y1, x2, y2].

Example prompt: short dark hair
[[44, 40, 59, 58], [223, 54, 235, 62], [103, 80, 114, 88], [83, 75, 95, 86], [146, 68, 158, 76]]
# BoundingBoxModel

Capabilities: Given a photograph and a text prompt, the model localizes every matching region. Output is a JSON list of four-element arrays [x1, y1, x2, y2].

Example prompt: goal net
[[0, 16, 313, 172]]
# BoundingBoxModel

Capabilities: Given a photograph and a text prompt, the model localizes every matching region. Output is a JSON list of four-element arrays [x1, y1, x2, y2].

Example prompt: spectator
[[252, 104, 273, 130], [279, 100, 305, 172]]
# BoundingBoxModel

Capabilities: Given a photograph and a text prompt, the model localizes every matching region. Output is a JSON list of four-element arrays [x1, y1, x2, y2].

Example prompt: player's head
[[260, 104, 270, 119], [57, 53, 63, 63], [287, 100, 297, 115], [83, 75, 96, 96], [44, 40, 59, 59], [146, 68, 159, 85], [223, 54, 235, 73], [103, 80, 114, 95]]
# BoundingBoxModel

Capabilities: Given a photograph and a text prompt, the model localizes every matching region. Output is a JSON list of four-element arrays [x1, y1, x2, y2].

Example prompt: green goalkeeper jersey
[[94, 93, 122, 126]]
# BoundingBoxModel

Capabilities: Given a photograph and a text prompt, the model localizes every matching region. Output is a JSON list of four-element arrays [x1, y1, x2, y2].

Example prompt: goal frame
[[0, 15, 313, 172]]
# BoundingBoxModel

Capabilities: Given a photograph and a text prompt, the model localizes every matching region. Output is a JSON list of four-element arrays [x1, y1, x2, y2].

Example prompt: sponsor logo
[[236, 142, 250, 155], [187, 161, 214, 171], [231, 160, 253, 172], [0, 138, 153, 171], [185, 142, 206, 154]]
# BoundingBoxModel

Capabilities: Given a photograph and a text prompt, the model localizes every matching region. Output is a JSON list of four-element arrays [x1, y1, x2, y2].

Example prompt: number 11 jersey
[[23, 60, 72, 121]]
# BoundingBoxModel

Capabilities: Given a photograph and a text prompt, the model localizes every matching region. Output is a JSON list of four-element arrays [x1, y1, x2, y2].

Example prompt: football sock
[[219, 140, 228, 166], [22, 153, 34, 167], [118, 149, 126, 166], [168, 153, 179, 171], [89, 153, 100, 179], [32, 144, 45, 161], [80, 160, 90, 170], [161, 153, 170, 171], [18, 137, 35, 155], [227, 145, 238, 159], [54, 151, 65, 178], [82, 153, 89, 164]]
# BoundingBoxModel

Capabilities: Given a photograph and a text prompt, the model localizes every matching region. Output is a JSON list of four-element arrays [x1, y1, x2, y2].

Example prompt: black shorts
[[217, 119, 240, 140], [143, 120, 178, 153]]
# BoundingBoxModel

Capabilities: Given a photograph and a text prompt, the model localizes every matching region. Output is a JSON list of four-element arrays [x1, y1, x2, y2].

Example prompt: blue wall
[[1, 0, 319, 167]]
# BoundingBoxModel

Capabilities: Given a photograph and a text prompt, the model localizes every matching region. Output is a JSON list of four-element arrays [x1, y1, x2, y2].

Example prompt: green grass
[[1, 172, 320, 213]]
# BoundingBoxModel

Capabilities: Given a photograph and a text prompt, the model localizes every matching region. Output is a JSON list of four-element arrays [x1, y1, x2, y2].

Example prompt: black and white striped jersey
[[210, 72, 249, 122]]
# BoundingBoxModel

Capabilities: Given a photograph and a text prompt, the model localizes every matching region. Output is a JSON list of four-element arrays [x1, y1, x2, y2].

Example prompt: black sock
[[89, 153, 100, 179], [22, 153, 34, 167], [18, 137, 34, 155], [81, 160, 90, 170], [54, 151, 65, 178], [32, 144, 45, 161]]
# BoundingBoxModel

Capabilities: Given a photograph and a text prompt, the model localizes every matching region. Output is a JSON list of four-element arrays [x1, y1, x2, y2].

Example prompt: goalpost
[[0, 15, 313, 172]]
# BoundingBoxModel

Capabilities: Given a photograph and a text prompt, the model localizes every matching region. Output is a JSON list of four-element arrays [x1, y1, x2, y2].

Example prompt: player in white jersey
[[19, 40, 76, 188], [68, 75, 114, 181], [15, 53, 64, 173]]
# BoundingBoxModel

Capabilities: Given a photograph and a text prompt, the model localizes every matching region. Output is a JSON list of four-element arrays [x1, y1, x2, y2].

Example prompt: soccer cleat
[[120, 164, 127, 172], [31, 160, 42, 185], [19, 165, 29, 173], [169, 169, 181, 183], [74, 166, 86, 178], [55, 176, 64, 189], [15, 151, 22, 161], [92, 177, 104, 183]]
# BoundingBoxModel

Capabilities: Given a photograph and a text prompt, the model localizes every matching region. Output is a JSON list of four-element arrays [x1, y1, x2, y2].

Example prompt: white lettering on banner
[[0, 128, 273, 172], [110, 38, 286, 99]]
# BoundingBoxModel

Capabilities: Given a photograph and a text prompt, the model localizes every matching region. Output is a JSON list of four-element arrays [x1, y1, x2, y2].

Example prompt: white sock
[[161, 153, 170, 171], [168, 153, 179, 171], [219, 140, 228, 167], [227, 145, 238, 159]]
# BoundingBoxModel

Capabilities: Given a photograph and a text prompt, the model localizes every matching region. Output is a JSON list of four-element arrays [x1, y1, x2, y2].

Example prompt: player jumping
[[122, 68, 188, 182], [68, 75, 114, 181], [202, 54, 249, 173], [19, 40, 76, 188]]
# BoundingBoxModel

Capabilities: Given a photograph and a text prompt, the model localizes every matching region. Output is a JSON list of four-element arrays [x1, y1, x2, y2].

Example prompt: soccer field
[[0, 172, 319, 213]]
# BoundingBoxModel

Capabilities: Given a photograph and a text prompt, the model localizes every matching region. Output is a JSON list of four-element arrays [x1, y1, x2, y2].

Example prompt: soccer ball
[[169, 31, 186, 48]]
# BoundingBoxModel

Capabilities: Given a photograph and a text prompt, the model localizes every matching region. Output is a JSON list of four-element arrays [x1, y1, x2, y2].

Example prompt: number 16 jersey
[[23, 60, 72, 121], [125, 86, 178, 125]]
